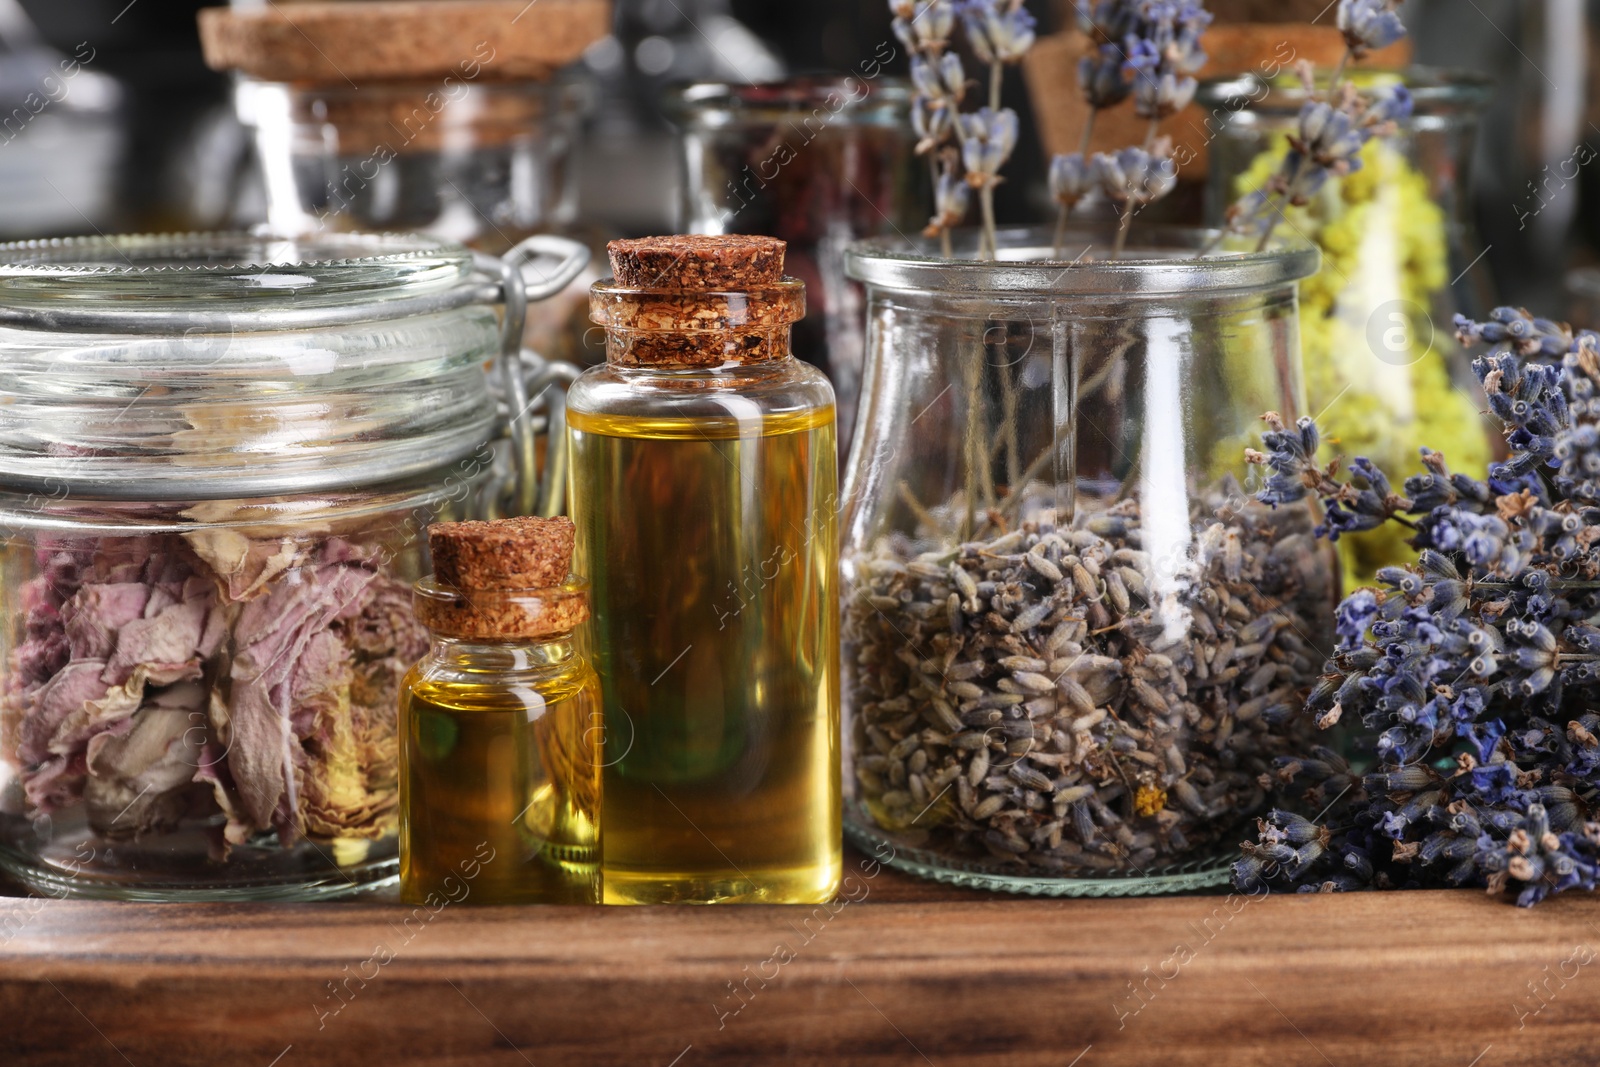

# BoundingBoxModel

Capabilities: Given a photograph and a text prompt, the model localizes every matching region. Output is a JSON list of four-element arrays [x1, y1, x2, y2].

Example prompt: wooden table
[[2, 848, 1597, 1066]]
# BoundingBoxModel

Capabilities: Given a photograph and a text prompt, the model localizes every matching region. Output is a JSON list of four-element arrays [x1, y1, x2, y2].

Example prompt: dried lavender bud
[[1220, 15, 1414, 247], [847, 481, 1332, 877], [1077, 43, 1132, 110], [960, 0, 1037, 65], [1091, 144, 1178, 210], [959, 107, 1020, 186], [1337, 0, 1406, 58], [1049, 152, 1094, 210]]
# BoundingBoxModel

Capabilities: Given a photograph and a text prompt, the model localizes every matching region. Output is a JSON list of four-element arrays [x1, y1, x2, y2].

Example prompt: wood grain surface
[[3, 848, 1600, 1067]]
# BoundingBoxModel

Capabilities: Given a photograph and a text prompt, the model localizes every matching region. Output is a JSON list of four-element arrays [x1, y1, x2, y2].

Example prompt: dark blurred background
[[1, 0, 1597, 316]]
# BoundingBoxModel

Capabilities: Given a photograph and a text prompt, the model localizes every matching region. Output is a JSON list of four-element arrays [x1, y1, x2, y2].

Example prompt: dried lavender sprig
[[1052, 0, 1212, 258], [894, 0, 965, 256], [961, 0, 1035, 258], [893, 0, 1034, 260], [1217, 0, 1411, 253], [1236, 313, 1600, 907]]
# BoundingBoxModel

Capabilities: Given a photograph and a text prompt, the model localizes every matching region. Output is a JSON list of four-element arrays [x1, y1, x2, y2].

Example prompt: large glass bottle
[[567, 234, 841, 904]]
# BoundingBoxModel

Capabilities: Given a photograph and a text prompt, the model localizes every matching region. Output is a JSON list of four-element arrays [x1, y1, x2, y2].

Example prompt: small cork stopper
[[607, 234, 786, 291], [420, 517, 585, 639], [429, 516, 574, 591]]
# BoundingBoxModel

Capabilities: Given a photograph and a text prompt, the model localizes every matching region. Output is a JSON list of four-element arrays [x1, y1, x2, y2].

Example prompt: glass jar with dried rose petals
[[0, 231, 585, 899]]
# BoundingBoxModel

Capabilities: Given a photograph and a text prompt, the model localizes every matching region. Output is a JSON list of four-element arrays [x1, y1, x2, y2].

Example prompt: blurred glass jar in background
[[202, 0, 612, 369], [1199, 68, 1497, 588], [670, 77, 921, 452], [238, 75, 600, 369], [0, 41, 123, 238], [241, 76, 583, 252]]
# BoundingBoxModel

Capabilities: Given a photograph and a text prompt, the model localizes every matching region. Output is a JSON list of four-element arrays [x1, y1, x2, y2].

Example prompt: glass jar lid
[[0, 232, 502, 501], [1194, 66, 1494, 122]]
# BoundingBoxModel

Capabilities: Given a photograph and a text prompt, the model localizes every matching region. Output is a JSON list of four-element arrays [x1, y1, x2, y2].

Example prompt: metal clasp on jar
[[477, 235, 590, 519]]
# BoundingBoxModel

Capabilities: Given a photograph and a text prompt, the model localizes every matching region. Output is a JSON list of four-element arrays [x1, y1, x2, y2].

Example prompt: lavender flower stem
[[1113, 204, 1134, 259], [980, 185, 998, 261], [930, 153, 953, 257], [1055, 112, 1100, 259], [980, 59, 1005, 260], [1327, 50, 1352, 96], [1251, 151, 1306, 252]]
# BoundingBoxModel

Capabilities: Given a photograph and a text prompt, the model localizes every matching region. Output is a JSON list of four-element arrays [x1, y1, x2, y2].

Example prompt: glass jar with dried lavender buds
[[840, 224, 1336, 895]]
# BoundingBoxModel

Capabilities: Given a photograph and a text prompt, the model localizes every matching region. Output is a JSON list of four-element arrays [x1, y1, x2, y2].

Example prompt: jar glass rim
[[0, 231, 474, 304], [1194, 65, 1494, 117], [667, 76, 913, 126], [844, 225, 1320, 297]]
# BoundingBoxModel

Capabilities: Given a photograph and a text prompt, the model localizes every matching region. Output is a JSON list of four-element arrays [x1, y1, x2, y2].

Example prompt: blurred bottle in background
[[1409, 0, 1595, 319], [578, 0, 784, 235], [671, 77, 921, 452]]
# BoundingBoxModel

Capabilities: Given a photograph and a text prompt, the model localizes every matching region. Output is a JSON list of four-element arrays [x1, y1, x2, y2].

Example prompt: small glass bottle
[[400, 516, 602, 905], [568, 235, 842, 905]]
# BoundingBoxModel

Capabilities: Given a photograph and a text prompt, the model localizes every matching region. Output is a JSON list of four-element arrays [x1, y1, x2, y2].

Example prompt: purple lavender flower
[[892, 0, 957, 52], [1248, 411, 1321, 506], [1337, 0, 1406, 58], [923, 160, 972, 238], [960, 0, 1037, 64], [1365, 84, 1414, 126], [1295, 102, 1368, 174], [1455, 307, 1572, 360], [1048, 152, 1093, 208], [1090, 144, 1177, 209], [1123, 0, 1210, 119], [1078, 42, 1133, 109], [1221, 6, 1408, 248], [1079, 0, 1141, 39], [1335, 589, 1381, 649], [1235, 311, 1600, 907], [910, 53, 966, 105], [959, 106, 1019, 185], [911, 97, 952, 154]]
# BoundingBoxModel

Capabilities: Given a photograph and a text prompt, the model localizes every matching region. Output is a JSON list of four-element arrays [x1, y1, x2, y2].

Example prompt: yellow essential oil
[[399, 516, 602, 905], [400, 641, 601, 904], [569, 406, 841, 904], [570, 233, 843, 905]]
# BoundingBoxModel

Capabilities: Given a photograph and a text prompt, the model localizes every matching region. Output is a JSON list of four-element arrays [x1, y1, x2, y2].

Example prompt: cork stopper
[[418, 517, 587, 639], [429, 515, 574, 590], [197, 0, 612, 83], [592, 235, 804, 368], [607, 235, 786, 291]]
